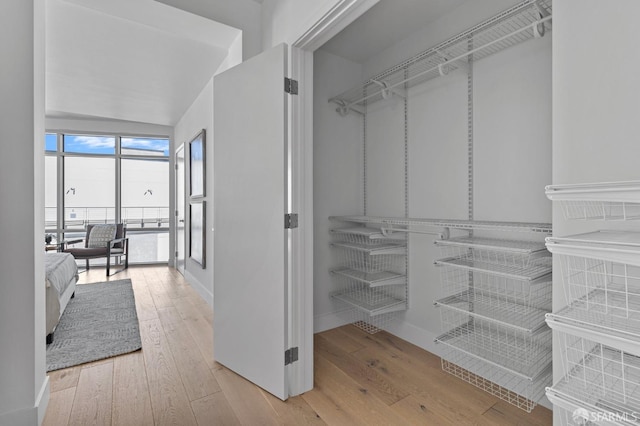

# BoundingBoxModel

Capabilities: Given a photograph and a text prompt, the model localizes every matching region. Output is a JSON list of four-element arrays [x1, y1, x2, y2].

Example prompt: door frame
[[174, 143, 185, 276], [287, 0, 379, 396]]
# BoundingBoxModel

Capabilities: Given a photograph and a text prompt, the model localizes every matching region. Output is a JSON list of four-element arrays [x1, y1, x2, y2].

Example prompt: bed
[[45, 252, 78, 344]]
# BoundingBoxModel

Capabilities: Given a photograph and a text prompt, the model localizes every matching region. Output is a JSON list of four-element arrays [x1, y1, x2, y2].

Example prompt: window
[[45, 132, 170, 264], [63, 134, 115, 155]]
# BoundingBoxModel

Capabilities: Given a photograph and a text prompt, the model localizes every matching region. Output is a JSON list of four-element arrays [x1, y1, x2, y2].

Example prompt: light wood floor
[[43, 266, 551, 425]]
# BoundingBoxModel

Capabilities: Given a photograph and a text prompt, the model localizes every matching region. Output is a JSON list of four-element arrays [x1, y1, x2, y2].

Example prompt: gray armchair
[[63, 224, 129, 276]]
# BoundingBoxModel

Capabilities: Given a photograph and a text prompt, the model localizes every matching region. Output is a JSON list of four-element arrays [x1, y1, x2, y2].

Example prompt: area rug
[[46, 279, 142, 372]]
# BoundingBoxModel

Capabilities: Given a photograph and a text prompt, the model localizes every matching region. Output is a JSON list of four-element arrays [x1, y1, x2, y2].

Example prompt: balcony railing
[[45, 206, 170, 229]]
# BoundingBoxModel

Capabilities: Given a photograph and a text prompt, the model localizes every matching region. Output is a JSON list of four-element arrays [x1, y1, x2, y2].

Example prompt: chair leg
[[86, 259, 90, 270], [106, 256, 110, 276]]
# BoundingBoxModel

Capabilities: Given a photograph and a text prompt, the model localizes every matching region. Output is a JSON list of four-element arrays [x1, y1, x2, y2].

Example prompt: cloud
[[122, 138, 169, 152], [71, 135, 115, 148]]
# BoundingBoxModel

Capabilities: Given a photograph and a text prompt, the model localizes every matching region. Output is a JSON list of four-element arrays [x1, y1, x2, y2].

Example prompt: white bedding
[[45, 253, 78, 338]]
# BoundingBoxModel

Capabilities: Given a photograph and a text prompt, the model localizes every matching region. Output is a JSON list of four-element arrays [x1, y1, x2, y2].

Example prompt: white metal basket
[[331, 241, 406, 273], [547, 332, 640, 426], [436, 261, 552, 313], [545, 181, 640, 221], [330, 227, 404, 245], [439, 345, 551, 413], [435, 236, 549, 268], [436, 309, 552, 380], [547, 232, 640, 344]]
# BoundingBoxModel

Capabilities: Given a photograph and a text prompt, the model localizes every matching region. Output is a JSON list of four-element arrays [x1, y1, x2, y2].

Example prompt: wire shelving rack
[[329, 219, 408, 333]]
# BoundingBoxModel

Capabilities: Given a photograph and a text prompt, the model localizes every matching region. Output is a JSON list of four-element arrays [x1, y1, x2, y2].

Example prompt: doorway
[[175, 144, 185, 275]]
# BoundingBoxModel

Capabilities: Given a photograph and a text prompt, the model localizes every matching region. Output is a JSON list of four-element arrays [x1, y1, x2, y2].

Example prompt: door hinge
[[175, 251, 179, 258], [174, 164, 178, 170], [175, 210, 179, 217], [284, 77, 298, 95], [285, 213, 298, 229], [285, 347, 298, 365]]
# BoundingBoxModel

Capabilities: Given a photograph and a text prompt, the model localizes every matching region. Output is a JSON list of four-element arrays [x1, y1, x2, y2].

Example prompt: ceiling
[[46, 0, 240, 126], [320, 0, 469, 64]]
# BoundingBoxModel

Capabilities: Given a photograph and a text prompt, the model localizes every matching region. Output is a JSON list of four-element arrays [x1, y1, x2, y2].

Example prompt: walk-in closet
[[314, 0, 554, 412]]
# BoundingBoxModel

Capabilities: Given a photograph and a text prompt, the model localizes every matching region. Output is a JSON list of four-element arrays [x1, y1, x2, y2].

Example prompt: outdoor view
[[45, 133, 170, 264]]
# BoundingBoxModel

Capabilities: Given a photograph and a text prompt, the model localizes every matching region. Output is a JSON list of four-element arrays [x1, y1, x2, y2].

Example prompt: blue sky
[[46, 134, 169, 156]]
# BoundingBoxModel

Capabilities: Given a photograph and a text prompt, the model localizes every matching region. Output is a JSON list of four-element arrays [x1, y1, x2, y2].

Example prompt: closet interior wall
[[313, 0, 552, 372]]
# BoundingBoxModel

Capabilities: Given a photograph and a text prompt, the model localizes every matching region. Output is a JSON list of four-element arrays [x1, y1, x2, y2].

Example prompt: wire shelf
[[435, 289, 549, 333], [436, 236, 549, 268], [331, 242, 405, 273], [546, 181, 640, 221], [330, 227, 404, 245], [548, 332, 640, 425], [438, 261, 552, 312], [331, 286, 407, 317], [330, 215, 552, 234], [435, 255, 552, 282], [440, 345, 551, 413], [329, 0, 552, 110], [331, 268, 406, 288], [435, 312, 552, 380]]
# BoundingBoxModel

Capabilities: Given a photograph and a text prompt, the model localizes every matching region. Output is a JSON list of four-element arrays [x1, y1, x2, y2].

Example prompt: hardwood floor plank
[[389, 395, 456, 425], [172, 297, 215, 369], [213, 364, 281, 426], [316, 327, 366, 354], [139, 318, 198, 426], [350, 346, 496, 424], [112, 351, 154, 426], [43, 387, 75, 426], [68, 363, 113, 426], [48, 367, 80, 393], [315, 333, 408, 406], [191, 392, 240, 426], [477, 401, 552, 426], [260, 389, 327, 425], [157, 306, 221, 401], [307, 353, 408, 425]]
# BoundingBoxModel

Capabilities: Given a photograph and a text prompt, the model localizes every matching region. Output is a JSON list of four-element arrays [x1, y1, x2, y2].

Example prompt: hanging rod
[[332, 14, 552, 111]]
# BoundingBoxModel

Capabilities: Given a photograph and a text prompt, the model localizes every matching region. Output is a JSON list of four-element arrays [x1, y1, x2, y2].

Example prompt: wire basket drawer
[[436, 261, 552, 312], [436, 309, 552, 380], [439, 345, 551, 413], [331, 241, 406, 273], [435, 236, 549, 268], [547, 232, 640, 344], [547, 331, 640, 426], [546, 181, 640, 221]]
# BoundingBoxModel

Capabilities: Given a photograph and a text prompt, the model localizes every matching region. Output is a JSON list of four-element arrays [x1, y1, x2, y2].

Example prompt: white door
[[175, 145, 185, 275], [213, 43, 291, 400]]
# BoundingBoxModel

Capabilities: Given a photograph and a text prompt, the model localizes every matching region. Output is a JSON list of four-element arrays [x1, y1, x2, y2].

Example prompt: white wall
[[173, 77, 214, 305], [313, 50, 363, 330], [0, 0, 48, 425], [313, 0, 552, 374], [552, 1, 640, 422], [156, 0, 262, 60]]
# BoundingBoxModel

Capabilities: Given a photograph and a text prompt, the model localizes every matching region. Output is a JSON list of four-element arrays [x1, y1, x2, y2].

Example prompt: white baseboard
[[36, 376, 50, 426], [313, 310, 351, 333], [183, 270, 213, 307]]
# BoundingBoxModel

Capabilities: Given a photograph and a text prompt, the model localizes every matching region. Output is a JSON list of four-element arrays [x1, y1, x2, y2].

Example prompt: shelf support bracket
[[334, 100, 365, 117], [533, 1, 550, 38], [380, 226, 449, 240], [371, 79, 406, 100]]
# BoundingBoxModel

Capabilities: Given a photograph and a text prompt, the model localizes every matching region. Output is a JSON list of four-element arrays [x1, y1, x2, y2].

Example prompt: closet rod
[[335, 15, 552, 110]]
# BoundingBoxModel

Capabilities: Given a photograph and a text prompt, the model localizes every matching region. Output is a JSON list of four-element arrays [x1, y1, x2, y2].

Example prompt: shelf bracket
[[380, 225, 449, 240], [371, 79, 406, 100], [533, 1, 550, 38], [334, 100, 364, 117], [436, 50, 469, 76]]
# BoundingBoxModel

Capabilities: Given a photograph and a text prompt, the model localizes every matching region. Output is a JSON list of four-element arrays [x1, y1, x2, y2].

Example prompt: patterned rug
[[46, 279, 142, 372]]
